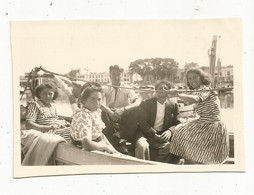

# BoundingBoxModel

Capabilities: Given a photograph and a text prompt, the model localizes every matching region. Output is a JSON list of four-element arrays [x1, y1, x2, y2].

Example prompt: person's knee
[[134, 137, 150, 160], [135, 138, 149, 151]]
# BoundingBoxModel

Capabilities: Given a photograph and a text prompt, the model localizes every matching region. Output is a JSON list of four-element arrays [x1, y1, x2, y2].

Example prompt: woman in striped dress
[[169, 68, 229, 164], [26, 83, 71, 142]]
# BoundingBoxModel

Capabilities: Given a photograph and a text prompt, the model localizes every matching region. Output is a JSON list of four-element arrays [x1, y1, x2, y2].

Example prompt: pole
[[209, 35, 218, 88]]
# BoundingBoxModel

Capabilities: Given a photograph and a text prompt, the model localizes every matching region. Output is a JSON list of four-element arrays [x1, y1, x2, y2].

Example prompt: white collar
[[109, 82, 124, 91], [157, 99, 167, 106]]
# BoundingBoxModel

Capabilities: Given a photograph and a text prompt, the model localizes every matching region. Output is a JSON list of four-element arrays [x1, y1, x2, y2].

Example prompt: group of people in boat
[[21, 65, 229, 165]]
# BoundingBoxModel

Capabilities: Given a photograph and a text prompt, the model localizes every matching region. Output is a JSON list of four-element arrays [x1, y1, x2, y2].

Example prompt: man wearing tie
[[102, 65, 149, 160]]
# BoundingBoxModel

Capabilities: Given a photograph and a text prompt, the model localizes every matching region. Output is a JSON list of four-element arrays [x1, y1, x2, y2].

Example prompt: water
[[218, 91, 234, 133], [220, 108, 234, 133]]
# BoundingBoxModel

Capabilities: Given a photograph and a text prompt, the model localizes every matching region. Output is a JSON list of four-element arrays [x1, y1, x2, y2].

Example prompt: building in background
[[73, 69, 133, 84], [176, 64, 233, 88], [76, 68, 89, 81], [21, 65, 233, 88], [200, 64, 233, 87], [215, 65, 233, 87], [89, 72, 110, 83]]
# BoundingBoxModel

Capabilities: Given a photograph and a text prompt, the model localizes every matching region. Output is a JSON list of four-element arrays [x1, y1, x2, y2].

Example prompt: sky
[[11, 19, 242, 75]]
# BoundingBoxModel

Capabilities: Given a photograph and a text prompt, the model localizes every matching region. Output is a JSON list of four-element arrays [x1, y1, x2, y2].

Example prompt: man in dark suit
[[139, 80, 181, 163]]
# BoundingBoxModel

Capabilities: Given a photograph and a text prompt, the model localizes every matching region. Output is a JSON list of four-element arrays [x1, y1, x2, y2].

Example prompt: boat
[[20, 74, 234, 165], [54, 143, 163, 165]]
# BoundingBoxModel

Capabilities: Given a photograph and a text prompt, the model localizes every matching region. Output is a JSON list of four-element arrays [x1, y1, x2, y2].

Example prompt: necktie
[[113, 87, 118, 108]]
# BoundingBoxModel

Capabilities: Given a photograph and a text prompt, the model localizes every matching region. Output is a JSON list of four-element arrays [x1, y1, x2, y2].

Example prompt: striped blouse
[[194, 85, 221, 122], [26, 100, 58, 125]]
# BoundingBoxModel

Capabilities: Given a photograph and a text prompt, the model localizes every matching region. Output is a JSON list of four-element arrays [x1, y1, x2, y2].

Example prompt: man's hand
[[154, 134, 167, 143], [112, 108, 125, 121], [160, 130, 172, 142]]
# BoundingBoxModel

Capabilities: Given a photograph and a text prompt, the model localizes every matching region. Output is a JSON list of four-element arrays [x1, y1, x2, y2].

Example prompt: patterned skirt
[[169, 120, 229, 164]]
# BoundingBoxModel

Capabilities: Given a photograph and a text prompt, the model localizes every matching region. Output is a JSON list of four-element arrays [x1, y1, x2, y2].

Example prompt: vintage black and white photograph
[[12, 19, 244, 177]]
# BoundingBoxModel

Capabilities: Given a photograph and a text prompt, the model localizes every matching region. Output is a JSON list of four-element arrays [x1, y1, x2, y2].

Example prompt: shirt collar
[[156, 99, 167, 106], [109, 82, 124, 91]]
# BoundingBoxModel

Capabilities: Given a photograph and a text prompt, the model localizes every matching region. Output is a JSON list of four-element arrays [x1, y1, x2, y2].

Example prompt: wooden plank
[[229, 133, 234, 158], [54, 134, 235, 165], [55, 143, 162, 165]]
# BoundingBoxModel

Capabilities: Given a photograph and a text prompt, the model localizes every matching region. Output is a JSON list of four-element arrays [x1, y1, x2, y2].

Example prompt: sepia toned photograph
[[12, 19, 244, 177]]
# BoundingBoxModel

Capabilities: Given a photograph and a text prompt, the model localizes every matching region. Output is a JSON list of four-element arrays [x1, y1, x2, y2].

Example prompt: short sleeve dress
[[70, 108, 106, 142], [26, 100, 71, 142], [26, 100, 58, 125], [169, 85, 229, 164]]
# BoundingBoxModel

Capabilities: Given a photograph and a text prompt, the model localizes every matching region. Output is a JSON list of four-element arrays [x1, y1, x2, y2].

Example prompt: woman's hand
[[50, 123, 60, 130], [103, 145, 117, 154], [109, 146, 120, 154], [46, 123, 59, 133]]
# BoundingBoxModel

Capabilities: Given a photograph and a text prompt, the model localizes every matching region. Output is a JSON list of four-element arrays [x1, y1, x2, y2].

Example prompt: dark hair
[[186, 68, 211, 89], [109, 65, 124, 73], [155, 80, 173, 90], [35, 83, 58, 100], [80, 82, 103, 102]]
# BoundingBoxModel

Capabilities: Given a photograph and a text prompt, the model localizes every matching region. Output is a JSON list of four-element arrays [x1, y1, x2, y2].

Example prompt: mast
[[208, 35, 218, 88], [217, 58, 222, 88]]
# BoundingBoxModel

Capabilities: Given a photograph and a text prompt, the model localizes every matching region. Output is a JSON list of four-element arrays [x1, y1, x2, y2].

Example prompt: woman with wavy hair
[[169, 68, 229, 164]]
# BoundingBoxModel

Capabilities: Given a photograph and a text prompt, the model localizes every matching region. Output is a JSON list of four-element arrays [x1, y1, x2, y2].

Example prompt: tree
[[129, 57, 179, 82], [66, 69, 79, 81], [129, 59, 146, 79]]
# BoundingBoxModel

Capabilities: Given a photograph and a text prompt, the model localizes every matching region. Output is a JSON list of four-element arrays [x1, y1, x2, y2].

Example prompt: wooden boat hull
[[54, 143, 162, 165]]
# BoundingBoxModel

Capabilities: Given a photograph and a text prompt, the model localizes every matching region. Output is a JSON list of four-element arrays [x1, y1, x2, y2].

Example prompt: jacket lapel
[[162, 100, 172, 131], [150, 98, 157, 126]]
